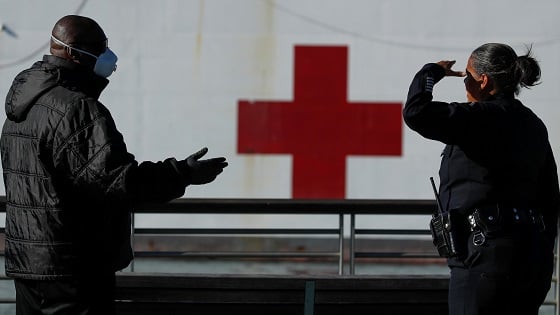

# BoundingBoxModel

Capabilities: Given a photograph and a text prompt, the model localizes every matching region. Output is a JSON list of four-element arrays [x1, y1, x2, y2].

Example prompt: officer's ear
[[480, 73, 492, 91]]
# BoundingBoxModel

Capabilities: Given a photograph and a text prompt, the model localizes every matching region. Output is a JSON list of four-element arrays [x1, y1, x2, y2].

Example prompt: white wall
[[1, 0, 559, 228]]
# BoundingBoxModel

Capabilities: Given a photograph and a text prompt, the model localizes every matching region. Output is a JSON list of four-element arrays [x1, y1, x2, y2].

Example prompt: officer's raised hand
[[177, 147, 228, 185], [437, 60, 466, 77]]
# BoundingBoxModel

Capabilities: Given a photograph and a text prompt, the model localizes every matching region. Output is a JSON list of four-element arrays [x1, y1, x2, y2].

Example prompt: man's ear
[[67, 47, 80, 61]]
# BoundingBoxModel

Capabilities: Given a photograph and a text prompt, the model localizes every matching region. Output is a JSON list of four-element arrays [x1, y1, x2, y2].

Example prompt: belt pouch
[[471, 206, 501, 237]]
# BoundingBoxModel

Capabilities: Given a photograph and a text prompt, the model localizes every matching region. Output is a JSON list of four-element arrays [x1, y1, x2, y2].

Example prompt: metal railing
[[131, 198, 440, 275], [0, 197, 556, 313]]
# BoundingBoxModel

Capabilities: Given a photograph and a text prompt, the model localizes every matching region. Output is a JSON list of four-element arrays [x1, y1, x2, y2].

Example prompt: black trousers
[[14, 273, 116, 315], [448, 224, 554, 315]]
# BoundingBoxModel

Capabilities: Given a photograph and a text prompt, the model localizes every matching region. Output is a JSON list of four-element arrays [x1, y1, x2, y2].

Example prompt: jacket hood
[[5, 55, 109, 123], [5, 63, 59, 122]]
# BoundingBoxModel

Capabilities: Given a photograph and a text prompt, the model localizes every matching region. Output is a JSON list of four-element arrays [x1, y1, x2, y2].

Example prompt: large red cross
[[237, 45, 402, 199]]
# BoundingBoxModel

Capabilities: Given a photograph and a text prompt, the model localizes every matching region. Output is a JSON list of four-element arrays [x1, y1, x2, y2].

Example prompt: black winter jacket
[[1, 55, 187, 280], [403, 63, 560, 244]]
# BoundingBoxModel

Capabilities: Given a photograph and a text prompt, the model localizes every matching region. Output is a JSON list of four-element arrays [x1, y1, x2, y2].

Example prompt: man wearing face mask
[[0, 15, 228, 315]]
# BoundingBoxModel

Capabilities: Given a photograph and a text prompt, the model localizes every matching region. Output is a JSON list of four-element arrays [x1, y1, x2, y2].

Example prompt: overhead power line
[[0, 0, 89, 69]]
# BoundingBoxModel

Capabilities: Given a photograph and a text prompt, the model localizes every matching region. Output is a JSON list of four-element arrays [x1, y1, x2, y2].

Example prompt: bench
[[115, 273, 449, 315]]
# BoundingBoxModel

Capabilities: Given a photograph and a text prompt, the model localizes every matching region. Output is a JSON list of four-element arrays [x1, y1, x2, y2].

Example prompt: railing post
[[338, 214, 344, 275], [304, 280, 315, 315], [554, 218, 560, 315], [130, 212, 135, 272], [350, 214, 355, 275]]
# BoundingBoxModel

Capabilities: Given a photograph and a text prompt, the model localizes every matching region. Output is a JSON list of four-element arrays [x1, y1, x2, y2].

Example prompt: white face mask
[[51, 35, 118, 78]]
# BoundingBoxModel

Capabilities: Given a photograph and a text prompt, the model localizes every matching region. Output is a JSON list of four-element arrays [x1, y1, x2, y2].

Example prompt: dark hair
[[470, 43, 541, 96]]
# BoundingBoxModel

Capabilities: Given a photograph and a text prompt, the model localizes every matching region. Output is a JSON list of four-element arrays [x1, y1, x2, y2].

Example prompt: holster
[[469, 206, 501, 237], [430, 212, 458, 258]]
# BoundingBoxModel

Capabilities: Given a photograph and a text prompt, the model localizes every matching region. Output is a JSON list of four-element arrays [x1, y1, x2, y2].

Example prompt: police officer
[[403, 43, 560, 315]]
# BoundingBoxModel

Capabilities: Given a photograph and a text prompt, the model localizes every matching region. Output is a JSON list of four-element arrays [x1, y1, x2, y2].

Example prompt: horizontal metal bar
[[134, 251, 341, 258], [134, 228, 340, 235], [130, 198, 437, 214], [354, 252, 441, 259], [355, 229, 431, 235]]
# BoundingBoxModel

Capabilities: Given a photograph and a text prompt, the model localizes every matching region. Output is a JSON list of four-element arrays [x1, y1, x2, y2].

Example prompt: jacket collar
[[42, 55, 109, 99]]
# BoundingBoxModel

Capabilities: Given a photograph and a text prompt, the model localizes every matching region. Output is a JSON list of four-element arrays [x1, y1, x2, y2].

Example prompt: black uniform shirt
[[403, 63, 560, 240]]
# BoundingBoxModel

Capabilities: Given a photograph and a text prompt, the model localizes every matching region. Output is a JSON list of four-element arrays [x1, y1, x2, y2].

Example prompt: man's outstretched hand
[[178, 147, 228, 185]]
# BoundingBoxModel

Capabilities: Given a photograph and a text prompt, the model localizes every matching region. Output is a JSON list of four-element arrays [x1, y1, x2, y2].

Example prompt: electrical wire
[[0, 0, 89, 69], [267, 0, 560, 52], [2, 0, 559, 69]]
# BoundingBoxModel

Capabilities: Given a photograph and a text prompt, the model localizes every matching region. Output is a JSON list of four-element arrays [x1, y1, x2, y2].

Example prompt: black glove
[[176, 147, 228, 185]]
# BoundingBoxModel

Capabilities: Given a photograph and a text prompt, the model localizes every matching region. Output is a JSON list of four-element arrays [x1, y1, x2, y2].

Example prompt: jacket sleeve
[[52, 98, 186, 205], [537, 145, 560, 245], [403, 63, 474, 144]]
